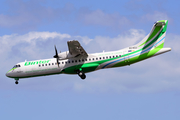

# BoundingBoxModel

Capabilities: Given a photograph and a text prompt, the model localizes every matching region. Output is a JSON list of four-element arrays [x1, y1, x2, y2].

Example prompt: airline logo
[[24, 60, 51, 66]]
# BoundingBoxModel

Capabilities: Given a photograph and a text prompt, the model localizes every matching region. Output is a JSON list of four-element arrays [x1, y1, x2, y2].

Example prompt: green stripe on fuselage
[[113, 42, 164, 67], [63, 63, 100, 74], [7, 67, 17, 73], [63, 57, 122, 74]]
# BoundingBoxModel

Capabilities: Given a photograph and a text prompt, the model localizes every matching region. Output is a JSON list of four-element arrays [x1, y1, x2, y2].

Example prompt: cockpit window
[[13, 64, 21, 68]]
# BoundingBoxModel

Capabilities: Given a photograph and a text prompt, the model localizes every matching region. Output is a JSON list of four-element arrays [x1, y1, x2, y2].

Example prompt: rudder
[[134, 20, 168, 49]]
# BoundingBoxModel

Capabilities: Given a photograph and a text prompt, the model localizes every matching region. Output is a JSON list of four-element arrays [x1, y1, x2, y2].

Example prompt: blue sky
[[1, 0, 180, 120]]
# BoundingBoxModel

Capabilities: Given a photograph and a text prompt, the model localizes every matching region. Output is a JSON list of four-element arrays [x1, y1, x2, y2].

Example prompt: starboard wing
[[67, 40, 88, 57]]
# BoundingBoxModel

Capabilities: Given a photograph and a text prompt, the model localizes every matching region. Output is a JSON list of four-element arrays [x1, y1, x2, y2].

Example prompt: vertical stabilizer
[[133, 20, 168, 50]]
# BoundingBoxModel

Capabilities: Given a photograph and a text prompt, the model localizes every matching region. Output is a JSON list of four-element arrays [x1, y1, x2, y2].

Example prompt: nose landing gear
[[15, 78, 19, 84], [76, 70, 86, 79], [15, 81, 19, 84]]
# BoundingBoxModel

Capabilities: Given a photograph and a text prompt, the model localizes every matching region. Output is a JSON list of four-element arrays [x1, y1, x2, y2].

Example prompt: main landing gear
[[77, 70, 86, 79]]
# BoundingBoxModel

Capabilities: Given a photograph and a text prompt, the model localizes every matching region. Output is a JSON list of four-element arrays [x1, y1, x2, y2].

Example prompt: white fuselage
[[6, 49, 125, 79], [6, 47, 171, 80]]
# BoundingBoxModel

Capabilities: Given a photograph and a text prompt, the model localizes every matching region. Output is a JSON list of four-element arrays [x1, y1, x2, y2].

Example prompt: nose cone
[[6, 71, 14, 78], [6, 72, 10, 77]]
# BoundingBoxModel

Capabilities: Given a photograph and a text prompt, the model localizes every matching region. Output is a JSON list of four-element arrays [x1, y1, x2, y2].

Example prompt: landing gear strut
[[77, 70, 86, 79]]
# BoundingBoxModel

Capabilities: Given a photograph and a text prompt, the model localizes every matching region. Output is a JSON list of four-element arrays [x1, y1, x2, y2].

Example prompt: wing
[[67, 40, 88, 57]]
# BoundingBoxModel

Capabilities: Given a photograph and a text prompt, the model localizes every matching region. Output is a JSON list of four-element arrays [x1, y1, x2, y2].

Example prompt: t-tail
[[135, 20, 169, 48], [127, 20, 171, 64]]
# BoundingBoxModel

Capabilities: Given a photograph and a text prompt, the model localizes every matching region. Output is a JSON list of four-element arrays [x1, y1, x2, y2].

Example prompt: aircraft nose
[[6, 71, 13, 78], [6, 72, 10, 77]]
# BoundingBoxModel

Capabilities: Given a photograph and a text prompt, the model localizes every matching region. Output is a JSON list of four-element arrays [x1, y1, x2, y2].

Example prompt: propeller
[[53, 45, 59, 67]]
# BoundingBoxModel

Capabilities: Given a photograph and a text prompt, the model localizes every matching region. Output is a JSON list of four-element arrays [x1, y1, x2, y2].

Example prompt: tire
[[81, 74, 86, 79], [15, 81, 18, 84]]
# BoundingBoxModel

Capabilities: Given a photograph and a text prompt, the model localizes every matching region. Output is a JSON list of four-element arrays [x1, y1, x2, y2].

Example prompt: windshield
[[13, 64, 21, 68]]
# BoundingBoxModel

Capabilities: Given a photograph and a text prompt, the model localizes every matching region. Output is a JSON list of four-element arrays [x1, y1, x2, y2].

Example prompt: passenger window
[[49, 63, 51, 66], [116, 55, 118, 57], [62, 62, 64, 64], [119, 55, 121, 57], [82, 59, 84, 62], [42, 64, 44, 66], [45, 64, 47, 66], [68, 61, 70, 63], [113, 56, 115, 58], [92, 58, 94, 61], [75, 60, 77, 62], [103, 57, 105, 59], [65, 62, 67, 64], [39, 65, 41, 67], [106, 56, 108, 59], [52, 63, 54, 65], [85, 59, 87, 61], [55, 63, 57, 65], [96, 58, 98, 60], [72, 60, 74, 63], [89, 58, 91, 61], [79, 60, 81, 62], [109, 56, 111, 58], [99, 57, 101, 60]]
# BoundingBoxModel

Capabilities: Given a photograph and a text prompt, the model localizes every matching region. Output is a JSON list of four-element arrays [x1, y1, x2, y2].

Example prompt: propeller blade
[[53, 45, 59, 68], [53, 45, 58, 58], [56, 58, 59, 68]]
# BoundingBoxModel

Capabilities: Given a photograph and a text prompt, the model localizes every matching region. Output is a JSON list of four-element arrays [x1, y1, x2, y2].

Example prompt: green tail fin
[[134, 20, 168, 49]]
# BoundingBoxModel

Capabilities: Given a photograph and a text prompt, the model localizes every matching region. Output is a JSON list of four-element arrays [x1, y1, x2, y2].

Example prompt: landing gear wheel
[[77, 70, 86, 80], [80, 74, 86, 79], [15, 81, 18, 84]]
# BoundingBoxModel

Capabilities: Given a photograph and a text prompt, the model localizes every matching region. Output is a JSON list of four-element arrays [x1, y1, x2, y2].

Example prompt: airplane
[[6, 20, 171, 84]]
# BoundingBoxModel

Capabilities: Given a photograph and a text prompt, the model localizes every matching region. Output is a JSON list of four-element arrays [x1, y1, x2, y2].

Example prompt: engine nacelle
[[58, 51, 76, 60]]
